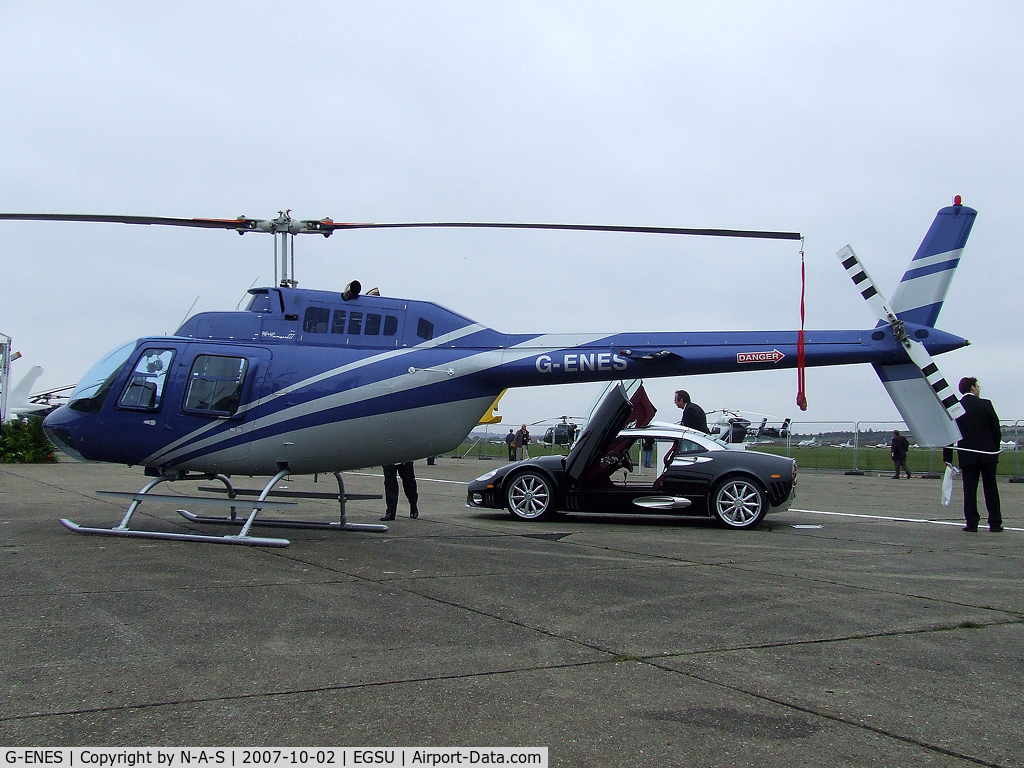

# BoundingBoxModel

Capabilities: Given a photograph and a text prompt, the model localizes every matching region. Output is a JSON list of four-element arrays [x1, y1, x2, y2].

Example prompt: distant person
[[380, 461, 419, 521], [505, 428, 516, 461], [513, 424, 530, 461], [642, 437, 655, 468], [890, 430, 911, 479], [943, 377, 1002, 532], [674, 390, 708, 434]]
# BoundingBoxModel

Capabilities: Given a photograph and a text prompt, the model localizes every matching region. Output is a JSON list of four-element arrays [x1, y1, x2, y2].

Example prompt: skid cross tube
[[184, 472, 388, 533]]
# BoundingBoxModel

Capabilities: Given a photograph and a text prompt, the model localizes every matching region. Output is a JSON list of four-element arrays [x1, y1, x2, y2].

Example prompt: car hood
[[564, 381, 656, 482]]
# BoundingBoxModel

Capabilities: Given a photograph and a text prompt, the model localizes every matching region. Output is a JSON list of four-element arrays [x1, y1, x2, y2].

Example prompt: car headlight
[[474, 469, 498, 483]]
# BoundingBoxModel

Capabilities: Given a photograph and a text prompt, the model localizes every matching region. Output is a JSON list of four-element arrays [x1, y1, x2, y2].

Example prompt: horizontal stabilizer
[[874, 363, 962, 447]]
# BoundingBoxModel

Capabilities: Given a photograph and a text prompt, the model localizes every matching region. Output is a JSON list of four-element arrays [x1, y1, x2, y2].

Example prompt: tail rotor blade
[[901, 339, 966, 420], [837, 245, 898, 325], [837, 245, 965, 422]]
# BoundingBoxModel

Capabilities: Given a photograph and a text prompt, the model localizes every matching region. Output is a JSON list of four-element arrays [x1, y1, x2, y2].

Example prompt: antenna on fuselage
[[177, 295, 200, 330], [237, 277, 261, 310]]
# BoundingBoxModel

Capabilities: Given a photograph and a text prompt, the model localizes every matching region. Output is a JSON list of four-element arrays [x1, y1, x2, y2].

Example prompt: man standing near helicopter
[[380, 462, 419, 521], [675, 390, 708, 434], [513, 424, 530, 461]]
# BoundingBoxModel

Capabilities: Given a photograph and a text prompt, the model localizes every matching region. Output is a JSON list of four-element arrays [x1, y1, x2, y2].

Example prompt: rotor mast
[[256, 211, 301, 288]]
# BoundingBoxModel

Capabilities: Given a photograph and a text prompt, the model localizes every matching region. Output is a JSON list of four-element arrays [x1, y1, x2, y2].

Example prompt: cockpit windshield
[[68, 340, 137, 413]]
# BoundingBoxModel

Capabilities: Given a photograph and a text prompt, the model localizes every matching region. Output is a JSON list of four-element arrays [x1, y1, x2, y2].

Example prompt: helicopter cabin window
[[246, 292, 272, 313], [118, 349, 175, 411], [348, 311, 363, 335], [183, 355, 249, 416], [417, 318, 434, 341], [303, 307, 330, 333], [364, 313, 381, 335], [383, 315, 398, 336], [331, 310, 346, 334]]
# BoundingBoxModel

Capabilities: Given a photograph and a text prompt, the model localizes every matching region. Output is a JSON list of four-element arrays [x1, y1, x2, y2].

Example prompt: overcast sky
[[3, 1, 1022, 434]]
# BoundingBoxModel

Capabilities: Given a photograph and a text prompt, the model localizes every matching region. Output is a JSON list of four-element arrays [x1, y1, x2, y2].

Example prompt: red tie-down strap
[[796, 239, 807, 411]]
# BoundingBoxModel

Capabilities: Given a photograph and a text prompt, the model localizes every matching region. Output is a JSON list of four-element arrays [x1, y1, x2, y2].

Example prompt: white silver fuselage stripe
[[890, 263, 961, 316], [245, 322, 489, 411], [905, 247, 962, 271], [144, 330, 612, 466], [141, 323, 487, 465], [149, 333, 610, 465]]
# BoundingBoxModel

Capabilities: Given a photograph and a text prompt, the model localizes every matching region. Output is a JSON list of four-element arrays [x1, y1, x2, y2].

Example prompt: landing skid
[[187, 474, 387, 533], [58, 517, 291, 547], [60, 469, 387, 547]]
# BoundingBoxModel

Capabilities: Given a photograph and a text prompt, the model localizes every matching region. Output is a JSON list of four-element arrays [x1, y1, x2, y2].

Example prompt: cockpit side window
[[118, 349, 175, 411], [183, 355, 249, 416], [417, 318, 434, 341]]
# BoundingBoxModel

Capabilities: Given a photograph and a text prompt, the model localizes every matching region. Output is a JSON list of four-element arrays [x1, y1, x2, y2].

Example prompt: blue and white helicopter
[[1, 199, 976, 546]]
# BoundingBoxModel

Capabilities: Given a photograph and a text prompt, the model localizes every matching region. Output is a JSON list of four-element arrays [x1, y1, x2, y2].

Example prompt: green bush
[[0, 416, 57, 463]]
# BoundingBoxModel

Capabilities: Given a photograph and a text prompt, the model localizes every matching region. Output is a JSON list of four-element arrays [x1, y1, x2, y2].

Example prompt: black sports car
[[466, 381, 796, 529]]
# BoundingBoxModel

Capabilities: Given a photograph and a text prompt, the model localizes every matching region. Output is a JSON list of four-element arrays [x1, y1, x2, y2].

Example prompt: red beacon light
[[953, 194, 962, 206]]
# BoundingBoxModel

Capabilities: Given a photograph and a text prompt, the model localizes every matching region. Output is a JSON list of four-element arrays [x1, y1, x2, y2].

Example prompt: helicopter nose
[[43, 405, 87, 461]]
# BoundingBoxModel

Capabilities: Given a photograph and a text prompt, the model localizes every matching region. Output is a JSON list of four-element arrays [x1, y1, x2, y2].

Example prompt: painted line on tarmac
[[347, 471, 469, 486], [792, 508, 1021, 531]]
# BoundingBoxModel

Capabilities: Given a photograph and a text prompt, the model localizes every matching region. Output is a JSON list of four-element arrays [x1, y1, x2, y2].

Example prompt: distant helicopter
[[706, 410, 791, 444], [540, 416, 581, 446], [0, 200, 975, 546]]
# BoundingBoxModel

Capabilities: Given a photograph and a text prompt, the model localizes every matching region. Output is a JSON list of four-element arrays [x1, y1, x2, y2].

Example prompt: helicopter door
[[107, 346, 182, 463], [172, 345, 273, 464]]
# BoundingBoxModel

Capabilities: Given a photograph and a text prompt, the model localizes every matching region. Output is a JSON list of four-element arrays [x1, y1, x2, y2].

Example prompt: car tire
[[506, 471, 555, 521], [711, 476, 767, 529]]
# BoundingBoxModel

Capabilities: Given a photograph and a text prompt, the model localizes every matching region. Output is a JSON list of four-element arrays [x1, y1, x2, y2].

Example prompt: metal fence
[[453, 419, 1024, 480]]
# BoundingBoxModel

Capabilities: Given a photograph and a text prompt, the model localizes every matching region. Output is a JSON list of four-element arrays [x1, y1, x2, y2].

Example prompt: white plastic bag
[[941, 464, 957, 506]]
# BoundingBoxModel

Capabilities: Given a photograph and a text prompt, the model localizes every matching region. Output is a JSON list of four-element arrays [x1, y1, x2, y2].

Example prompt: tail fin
[[9, 365, 43, 411], [873, 201, 976, 446], [888, 202, 976, 327]]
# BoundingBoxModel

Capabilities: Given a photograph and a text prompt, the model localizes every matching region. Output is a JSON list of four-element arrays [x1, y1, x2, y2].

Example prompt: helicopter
[[706, 410, 792, 444], [0, 199, 975, 546]]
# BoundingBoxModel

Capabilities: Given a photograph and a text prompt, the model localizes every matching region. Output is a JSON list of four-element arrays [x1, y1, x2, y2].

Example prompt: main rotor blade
[[0, 212, 802, 241], [0, 213, 257, 231], [311, 221, 803, 241]]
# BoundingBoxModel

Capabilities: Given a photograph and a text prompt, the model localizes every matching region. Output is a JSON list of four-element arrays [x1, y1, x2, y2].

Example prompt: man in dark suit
[[890, 429, 911, 479], [674, 389, 708, 434], [380, 461, 419, 521], [945, 377, 1002, 532]]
